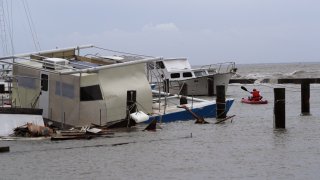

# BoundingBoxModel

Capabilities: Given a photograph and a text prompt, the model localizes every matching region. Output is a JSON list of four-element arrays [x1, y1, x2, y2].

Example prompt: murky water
[[1, 63, 320, 179]]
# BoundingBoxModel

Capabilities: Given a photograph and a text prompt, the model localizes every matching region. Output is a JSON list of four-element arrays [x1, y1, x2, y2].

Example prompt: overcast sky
[[5, 0, 320, 64]]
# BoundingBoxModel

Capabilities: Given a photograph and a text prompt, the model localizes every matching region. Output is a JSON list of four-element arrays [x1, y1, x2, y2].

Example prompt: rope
[[21, 0, 41, 51], [93, 46, 154, 58]]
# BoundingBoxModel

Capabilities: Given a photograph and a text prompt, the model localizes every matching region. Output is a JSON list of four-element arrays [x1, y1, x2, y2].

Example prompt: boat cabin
[[147, 58, 211, 82], [10, 46, 157, 127]]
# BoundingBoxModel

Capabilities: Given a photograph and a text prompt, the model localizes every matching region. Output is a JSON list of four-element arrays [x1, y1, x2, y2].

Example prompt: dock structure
[[230, 78, 320, 84]]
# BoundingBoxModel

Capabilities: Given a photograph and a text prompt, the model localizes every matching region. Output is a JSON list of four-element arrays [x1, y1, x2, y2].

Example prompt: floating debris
[[179, 105, 209, 124], [51, 126, 114, 141], [143, 119, 157, 131], [12, 123, 53, 137], [215, 115, 236, 124]]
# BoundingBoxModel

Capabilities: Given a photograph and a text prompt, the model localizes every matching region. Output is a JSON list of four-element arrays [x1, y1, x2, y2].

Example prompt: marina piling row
[[272, 79, 312, 129]]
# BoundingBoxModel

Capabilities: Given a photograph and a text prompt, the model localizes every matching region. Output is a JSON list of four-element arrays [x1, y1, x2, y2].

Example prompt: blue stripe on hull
[[146, 99, 234, 123]]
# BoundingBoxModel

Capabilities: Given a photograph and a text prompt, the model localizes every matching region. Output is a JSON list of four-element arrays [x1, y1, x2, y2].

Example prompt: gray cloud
[[4, 0, 320, 64]]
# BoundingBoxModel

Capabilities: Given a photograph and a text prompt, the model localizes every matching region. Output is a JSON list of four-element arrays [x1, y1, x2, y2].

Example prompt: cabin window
[[18, 76, 36, 89], [55, 82, 75, 99], [41, 74, 48, 91], [156, 61, 165, 69], [170, 73, 180, 79], [183, 72, 193, 78], [194, 71, 205, 77], [80, 85, 103, 101]]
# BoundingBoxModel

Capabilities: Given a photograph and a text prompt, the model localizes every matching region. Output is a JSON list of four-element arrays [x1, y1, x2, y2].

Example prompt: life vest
[[252, 90, 260, 101]]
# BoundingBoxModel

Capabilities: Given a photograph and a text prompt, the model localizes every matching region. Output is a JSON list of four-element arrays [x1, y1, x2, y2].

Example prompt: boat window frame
[[80, 85, 103, 101], [194, 70, 206, 77], [182, 72, 193, 78], [156, 61, 165, 69], [170, 73, 180, 79]]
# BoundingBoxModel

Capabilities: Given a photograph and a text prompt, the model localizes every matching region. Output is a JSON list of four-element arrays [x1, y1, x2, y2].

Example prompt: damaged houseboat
[[6, 45, 158, 128], [1, 45, 234, 128]]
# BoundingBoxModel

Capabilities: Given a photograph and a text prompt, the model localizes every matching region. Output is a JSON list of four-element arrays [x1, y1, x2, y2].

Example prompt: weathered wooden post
[[216, 85, 226, 119], [301, 79, 310, 116], [274, 88, 285, 129]]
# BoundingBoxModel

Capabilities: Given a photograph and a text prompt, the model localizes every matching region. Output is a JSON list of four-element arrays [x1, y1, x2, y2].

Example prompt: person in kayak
[[249, 88, 262, 101]]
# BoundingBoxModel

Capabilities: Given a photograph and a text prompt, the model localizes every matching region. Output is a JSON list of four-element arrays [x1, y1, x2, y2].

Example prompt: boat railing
[[198, 62, 237, 74]]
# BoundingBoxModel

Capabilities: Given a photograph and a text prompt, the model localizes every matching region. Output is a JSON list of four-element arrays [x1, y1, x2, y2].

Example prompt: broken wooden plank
[[215, 115, 236, 124]]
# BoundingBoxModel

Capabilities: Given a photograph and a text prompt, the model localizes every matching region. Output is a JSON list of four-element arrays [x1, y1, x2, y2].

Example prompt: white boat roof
[[162, 58, 191, 72], [15, 56, 162, 75]]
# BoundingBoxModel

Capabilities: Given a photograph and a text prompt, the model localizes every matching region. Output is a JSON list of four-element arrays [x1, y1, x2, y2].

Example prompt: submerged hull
[[146, 99, 234, 123], [241, 98, 268, 104]]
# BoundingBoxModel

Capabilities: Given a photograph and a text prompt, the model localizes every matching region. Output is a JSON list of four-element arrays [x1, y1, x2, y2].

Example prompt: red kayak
[[241, 98, 268, 104]]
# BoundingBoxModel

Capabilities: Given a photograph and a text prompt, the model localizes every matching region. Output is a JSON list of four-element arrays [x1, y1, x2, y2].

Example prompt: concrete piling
[[301, 79, 310, 116], [274, 88, 285, 129], [216, 85, 226, 119]]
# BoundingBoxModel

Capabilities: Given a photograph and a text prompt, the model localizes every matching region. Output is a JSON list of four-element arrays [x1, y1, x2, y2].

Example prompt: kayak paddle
[[241, 86, 249, 92]]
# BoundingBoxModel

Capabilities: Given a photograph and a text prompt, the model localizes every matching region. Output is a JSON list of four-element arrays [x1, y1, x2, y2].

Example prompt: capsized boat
[[241, 98, 268, 104], [147, 58, 237, 96], [147, 90, 234, 123]]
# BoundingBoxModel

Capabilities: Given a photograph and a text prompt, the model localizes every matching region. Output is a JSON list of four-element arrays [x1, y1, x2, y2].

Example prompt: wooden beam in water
[[215, 115, 236, 124]]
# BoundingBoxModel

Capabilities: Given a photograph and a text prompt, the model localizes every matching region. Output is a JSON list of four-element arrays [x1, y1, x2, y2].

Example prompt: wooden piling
[[301, 79, 310, 115], [0, 146, 9, 153], [274, 88, 285, 129], [216, 85, 226, 119]]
